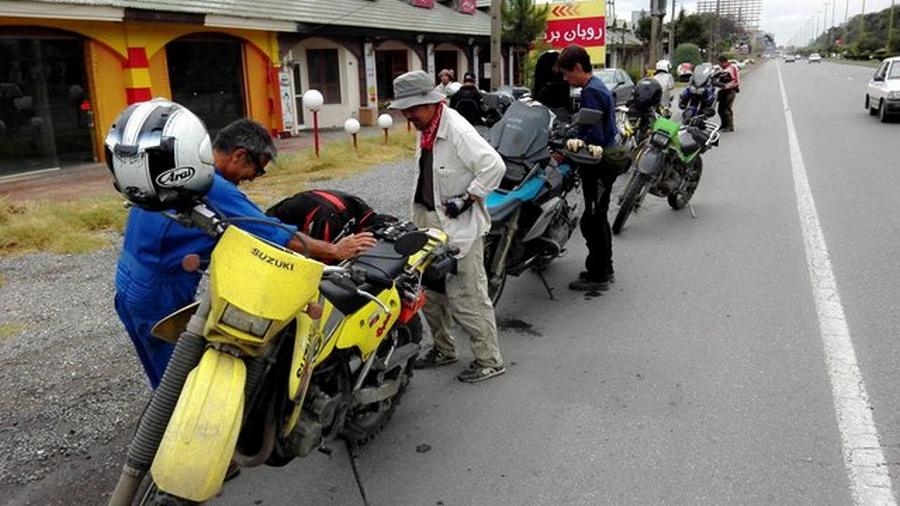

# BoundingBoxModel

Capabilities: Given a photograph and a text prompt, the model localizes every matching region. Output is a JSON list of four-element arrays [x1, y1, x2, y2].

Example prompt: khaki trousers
[[417, 211, 503, 368]]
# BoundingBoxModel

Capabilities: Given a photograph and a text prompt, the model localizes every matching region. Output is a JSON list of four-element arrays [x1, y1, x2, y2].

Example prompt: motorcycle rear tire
[[483, 236, 507, 307], [613, 173, 648, 235], [343, 314, 423, 446]]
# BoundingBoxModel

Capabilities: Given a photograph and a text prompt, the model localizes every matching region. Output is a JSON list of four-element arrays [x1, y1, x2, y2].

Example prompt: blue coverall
[[114, 172, 296, 388]]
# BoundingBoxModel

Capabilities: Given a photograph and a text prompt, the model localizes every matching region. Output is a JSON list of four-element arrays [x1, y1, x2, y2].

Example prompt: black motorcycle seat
[[354, 241, 407, 286]]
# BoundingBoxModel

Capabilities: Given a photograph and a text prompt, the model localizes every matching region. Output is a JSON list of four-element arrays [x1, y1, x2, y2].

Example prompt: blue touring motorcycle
[[481, 99, 603, 305]]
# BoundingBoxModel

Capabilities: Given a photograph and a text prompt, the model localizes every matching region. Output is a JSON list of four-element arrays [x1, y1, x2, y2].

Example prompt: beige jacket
[[411, 105, 504, 258]]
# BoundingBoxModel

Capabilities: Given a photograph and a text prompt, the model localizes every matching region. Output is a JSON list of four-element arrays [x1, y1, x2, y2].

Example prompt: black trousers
[[718, 89, 736, 129], [579, 170, 617, 282]]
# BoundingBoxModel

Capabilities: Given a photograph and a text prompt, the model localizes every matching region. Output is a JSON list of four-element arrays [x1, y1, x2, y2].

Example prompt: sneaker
[[413, 348, 458, 369], [579, 271, 615, 283], [569, 278, 610, 291], [457, 363, 506, 383]]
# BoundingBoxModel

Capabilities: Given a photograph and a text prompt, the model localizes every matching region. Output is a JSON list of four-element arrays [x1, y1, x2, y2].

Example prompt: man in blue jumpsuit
[[114, 119, 375, 388], [556, 44, 627, 292]]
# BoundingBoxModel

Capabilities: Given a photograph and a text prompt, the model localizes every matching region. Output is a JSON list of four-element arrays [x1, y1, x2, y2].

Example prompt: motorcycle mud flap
[[151, 349, 246, 503], [636, 147, 666, 177]]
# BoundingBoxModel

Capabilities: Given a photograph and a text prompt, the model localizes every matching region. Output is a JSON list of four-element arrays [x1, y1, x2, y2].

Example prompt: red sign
[[459, 0, 476, 14], [545, 17, 606, 48], [410, 0, 434, 8]]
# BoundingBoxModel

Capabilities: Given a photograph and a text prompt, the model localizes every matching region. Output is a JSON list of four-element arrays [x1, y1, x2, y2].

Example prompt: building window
[[307, 49, 341, 104], [167, 37, 245, 135]]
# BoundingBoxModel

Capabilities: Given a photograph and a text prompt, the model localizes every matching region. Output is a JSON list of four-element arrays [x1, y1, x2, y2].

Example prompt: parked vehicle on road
[[678, 63, 719, 125], [108, 201, 456, 505], [784, 54, 797, 63], [617, 78, 665, 153], [808, 53, 822, 63], [865, 56, 900, 123], [612, 115, 721, 234], [482, 101, 603, 305], [572, 68, 634, 107]]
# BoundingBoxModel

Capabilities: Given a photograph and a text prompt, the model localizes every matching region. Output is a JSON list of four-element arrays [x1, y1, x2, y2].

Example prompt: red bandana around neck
[[420, 102, 445, 151]]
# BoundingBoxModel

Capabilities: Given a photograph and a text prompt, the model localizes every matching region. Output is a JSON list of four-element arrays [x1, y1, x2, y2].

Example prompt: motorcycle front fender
[[636, 147, 667, 177], [151, 349, 246, 503]]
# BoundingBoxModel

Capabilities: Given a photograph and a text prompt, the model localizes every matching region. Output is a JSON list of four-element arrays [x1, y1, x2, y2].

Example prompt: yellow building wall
[[148, 50, 172, 101], [0, 16, 283, 163], [84, 39, 127, 164]]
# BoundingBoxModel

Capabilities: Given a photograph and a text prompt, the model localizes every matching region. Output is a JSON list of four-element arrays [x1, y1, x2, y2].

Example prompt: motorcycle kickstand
[[688, 202, 697, 219], [535, 269, 555, 301], [345, 439, 372, 506]]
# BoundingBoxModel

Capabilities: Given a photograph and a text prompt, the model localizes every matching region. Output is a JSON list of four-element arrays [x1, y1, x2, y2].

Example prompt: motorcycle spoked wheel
[[482, 235, 507, 307], [342, 314, 423, 446], [612, 172, 649, 235], [668, 157, 703, 210]]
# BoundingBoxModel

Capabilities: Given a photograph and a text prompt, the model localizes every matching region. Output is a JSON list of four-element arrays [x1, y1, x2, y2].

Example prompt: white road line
[[776, 63, 897, 506]]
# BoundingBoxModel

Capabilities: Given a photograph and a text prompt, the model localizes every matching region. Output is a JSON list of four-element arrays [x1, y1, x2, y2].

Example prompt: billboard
[[545, 0, 606, 64]]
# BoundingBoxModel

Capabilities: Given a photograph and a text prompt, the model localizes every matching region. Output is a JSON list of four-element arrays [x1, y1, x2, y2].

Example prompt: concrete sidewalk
[[0, 124, 409, 202]]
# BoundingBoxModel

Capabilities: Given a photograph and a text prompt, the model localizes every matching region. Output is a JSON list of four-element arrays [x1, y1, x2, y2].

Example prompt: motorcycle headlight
[[220, 304, 271, 337], [650, 131, 670, 147]]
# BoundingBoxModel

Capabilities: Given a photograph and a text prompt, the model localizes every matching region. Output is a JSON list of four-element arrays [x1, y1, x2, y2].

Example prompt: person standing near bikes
[[389, 70, 507, 383], [717, 55, 741, 132], [556, 45, 631, 293]]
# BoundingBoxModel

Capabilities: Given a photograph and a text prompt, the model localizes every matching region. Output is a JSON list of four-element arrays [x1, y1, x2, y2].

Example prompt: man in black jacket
[[266, 189, 394, 243], [449, 72, 484, 126]]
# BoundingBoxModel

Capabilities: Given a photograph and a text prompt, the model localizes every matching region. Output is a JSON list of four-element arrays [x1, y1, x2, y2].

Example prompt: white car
[[808, 53, 822, 63], [865, 56, 900, 122], [784, 54, 797, 63]]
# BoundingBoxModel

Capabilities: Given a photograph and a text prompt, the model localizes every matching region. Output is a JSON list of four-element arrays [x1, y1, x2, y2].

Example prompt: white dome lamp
[[377, 113, 394, 144], [303, 89, 325, 157], [344, 117, 361, 150]]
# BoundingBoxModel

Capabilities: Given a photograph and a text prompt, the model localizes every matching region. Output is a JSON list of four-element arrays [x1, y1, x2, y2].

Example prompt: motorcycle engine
[[654, 165, 683, 197]]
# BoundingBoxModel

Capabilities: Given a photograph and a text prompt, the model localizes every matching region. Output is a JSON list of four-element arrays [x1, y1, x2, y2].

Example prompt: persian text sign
[[545, 0, 606, 64], [546, 18, 605, 47]]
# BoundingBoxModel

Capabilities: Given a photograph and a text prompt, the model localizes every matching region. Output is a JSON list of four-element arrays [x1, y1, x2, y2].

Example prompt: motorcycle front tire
[[613, 173, 648, 235], [136, 476, 196, 506]]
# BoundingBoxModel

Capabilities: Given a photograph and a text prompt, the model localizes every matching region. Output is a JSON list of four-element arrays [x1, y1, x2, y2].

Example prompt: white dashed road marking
[[777, 62, 897, 506]]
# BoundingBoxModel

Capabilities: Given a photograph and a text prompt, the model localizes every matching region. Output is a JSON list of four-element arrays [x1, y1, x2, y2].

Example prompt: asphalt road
[[216, 60, 900, 505]]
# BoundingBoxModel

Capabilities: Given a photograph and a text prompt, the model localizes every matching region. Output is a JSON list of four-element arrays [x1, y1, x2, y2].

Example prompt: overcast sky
[[612, 0, 897, 44]]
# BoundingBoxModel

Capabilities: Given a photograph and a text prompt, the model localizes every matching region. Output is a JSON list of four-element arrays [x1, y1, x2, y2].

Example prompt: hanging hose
[[108, 332, 206, 505]]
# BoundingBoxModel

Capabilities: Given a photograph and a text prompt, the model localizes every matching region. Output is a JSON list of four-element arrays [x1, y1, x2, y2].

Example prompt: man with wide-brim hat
[[389, 70, 506, 383]]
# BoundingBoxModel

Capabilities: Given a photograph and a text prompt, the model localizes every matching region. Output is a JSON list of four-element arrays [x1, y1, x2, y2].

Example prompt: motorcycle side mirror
[[394, 231, 429, 256], [573, 108, 604, 126]]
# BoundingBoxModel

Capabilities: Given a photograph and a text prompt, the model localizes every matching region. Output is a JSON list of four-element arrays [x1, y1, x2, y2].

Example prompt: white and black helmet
[[105, 99, 214, 211]]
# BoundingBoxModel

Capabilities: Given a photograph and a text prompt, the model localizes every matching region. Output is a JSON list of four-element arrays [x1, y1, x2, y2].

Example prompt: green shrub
[[673, 43, 702, 67]]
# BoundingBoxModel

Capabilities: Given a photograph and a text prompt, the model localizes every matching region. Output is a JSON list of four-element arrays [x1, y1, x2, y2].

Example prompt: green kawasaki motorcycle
[[612, 115, 721, 234]]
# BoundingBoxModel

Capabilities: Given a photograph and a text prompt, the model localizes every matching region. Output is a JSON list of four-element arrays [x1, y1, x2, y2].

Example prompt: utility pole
[[860, 0, 866, 42], [490, 0, 501, 91], [668, 0, 677, 59], [888, 0, 896, 52], [649, 0, 660, 66]]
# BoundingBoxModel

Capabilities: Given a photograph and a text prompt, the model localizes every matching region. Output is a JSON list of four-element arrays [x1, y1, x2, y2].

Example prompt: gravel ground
[[0, 159, 415, 505]]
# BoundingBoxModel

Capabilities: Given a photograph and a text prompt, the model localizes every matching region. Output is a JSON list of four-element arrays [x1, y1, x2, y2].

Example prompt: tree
[[672, 43, 702, 67], [636, 15, 653, 43], [502, 0, 549, 87]]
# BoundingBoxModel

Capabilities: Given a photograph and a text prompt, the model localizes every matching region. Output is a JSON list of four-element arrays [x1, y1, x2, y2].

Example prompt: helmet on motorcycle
[[655, 59, 671, 73], [630, 78, 663, 111], [105, 99, 214, 212]]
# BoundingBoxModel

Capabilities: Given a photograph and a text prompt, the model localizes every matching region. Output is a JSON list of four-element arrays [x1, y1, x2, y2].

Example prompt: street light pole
[[888, 0, 896, 52], [668, 0, 677, 59]]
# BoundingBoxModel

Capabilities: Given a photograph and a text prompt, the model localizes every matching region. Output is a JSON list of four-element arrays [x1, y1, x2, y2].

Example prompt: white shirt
[[654, 72, 675, 107], [410, 105, 505, 258]]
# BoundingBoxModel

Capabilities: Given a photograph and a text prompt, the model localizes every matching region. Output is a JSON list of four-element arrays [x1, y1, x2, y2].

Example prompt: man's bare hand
[[333, 232, 376, 260]]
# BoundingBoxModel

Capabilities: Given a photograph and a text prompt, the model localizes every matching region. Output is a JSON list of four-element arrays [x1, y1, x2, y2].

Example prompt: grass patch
[[0, 195, 127, 256], [0, 129, 416, 256], [244, 129, 417, 206], [825, 58, 881, 69], [0, 322, 26, 339]]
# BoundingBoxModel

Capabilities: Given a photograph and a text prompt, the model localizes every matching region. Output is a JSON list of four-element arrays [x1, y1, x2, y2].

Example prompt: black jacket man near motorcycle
[[557, 45, 630, 292], [266, 189, 395, 244]]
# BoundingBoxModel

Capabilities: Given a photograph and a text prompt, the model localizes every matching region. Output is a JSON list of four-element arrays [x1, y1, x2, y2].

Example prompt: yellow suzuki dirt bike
[[109, 201, 455, 505]]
